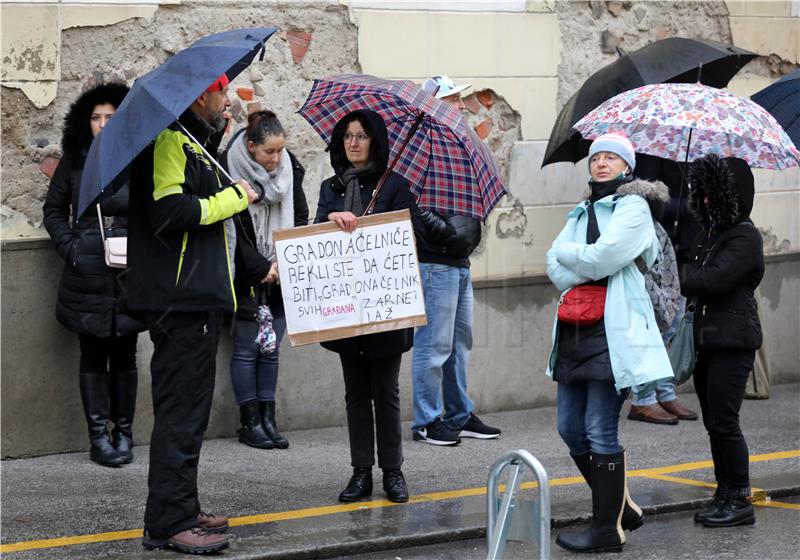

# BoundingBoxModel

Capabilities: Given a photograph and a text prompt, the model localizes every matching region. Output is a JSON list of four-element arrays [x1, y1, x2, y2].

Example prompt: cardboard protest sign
[[273, 209, 426, 346]]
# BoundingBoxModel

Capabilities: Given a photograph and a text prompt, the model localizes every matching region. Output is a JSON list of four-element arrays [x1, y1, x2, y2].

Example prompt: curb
[[228, 485, 800, 559]]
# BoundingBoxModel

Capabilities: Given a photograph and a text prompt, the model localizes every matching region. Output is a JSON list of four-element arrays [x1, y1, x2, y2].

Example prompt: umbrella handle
[[673, 127, 694, 237], [176, 121, 236, 184], [363, 110, 426, 216]]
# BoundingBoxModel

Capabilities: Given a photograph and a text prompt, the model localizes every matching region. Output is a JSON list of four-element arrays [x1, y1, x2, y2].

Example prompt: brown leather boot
[[197, 511, 229, 533], [627, 404, 678, 425], [659, 399, 698, 420], [142, 527, 228, 554]]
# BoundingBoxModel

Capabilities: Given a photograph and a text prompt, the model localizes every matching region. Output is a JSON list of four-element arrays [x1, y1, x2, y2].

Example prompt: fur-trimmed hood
[[688, 154, 754, 231], [61, 82, 129, 166], [585, 178, 670, 219]]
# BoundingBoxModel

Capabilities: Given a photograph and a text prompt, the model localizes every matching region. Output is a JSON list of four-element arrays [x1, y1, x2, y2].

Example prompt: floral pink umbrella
[[573, 82, 800, 170]]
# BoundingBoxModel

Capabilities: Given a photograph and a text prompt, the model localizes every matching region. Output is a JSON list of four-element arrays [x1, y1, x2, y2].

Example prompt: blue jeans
[[631, 378, 677, 406], [411, 263, 474, 432], [230, 311, 286, 405], [631, 316, 680, 406], [557, 381, 627, 455]]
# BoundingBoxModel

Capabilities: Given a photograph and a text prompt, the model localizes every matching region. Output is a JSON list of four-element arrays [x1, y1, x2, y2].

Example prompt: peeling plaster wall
[[554, 1, 733, 108], [484, 0, 800, 283], [1, 0, 357, 233]]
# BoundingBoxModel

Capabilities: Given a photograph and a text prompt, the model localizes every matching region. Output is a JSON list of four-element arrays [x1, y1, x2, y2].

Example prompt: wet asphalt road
[[2, 384, 798, 559], [342, 495, 800, 560]]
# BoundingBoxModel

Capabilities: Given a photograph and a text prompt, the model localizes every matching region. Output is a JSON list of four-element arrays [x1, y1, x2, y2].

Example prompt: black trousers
[[78, 334, 138, 373], [340, 353, 403, 470], [143, 311, 221, 538], [694, 349, 755, 489]]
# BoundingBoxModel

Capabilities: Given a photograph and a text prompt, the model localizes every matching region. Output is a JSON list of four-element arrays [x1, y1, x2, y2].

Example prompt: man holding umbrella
[[128, 74, 258, 554], [411, 75, 502, 446]]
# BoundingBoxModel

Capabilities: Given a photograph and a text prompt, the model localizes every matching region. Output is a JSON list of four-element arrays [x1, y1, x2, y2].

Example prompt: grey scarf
[[341, 163, 376, 216]]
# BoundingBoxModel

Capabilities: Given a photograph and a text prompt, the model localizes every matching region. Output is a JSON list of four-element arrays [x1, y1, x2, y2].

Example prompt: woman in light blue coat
[[547, 133, 673, 554]]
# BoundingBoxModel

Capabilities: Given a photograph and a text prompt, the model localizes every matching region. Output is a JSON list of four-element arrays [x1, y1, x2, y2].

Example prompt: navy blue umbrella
[[77, 27, 278, 218], [751, 69, 800, 148]]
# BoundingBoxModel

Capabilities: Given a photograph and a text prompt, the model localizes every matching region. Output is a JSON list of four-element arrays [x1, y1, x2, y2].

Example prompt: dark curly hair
[[62, 82, 129, 166]]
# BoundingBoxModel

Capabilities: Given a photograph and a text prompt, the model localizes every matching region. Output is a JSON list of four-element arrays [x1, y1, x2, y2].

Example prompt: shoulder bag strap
[[96, 204, 107, 244]]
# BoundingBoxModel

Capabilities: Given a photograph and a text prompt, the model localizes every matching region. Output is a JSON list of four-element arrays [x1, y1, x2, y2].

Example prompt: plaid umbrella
[[298, 74, 506, 221], [573, 82, 800, 170]]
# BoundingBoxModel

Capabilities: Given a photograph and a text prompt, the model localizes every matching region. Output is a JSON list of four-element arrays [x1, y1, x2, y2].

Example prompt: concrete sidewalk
[[2, 384, 799, 560]]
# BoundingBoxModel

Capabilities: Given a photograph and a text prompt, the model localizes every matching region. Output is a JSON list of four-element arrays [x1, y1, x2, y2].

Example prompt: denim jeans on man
[[412, 263, 474, 432], [631, 314, 679, 406], [230, 311, 286, 405], [557, 380, 628, 455]]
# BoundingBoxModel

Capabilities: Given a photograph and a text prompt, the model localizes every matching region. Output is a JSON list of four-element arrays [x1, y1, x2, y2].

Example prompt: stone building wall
[[1, 0, 358, 233], [2, 0, 798, 262]]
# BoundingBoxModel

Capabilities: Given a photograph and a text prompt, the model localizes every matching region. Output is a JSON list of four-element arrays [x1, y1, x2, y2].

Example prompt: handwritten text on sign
[[273, 210, 426, 346]]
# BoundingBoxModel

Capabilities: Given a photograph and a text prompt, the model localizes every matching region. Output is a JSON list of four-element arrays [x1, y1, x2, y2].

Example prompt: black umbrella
[[542, 37, 756, 167], [751, 69, 800, 148]]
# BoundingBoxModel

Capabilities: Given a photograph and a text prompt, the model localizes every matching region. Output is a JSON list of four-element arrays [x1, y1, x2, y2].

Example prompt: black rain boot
[[703, 485, 755, 527], [556, 451, 627, 553], [694, 483, 728, 523], [571, 451, 643, 531], [338, 467, 373, 502], [383, 469, 409, 503], [110, 368, 138, 464], [260, 400, 289, 449], [238, 402, 274, 449], [79, 371, 124, 467]]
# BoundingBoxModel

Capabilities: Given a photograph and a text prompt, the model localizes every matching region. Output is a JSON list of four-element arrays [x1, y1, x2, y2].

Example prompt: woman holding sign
[[223, 110, 308, 450], [315, 109, 422, 504]]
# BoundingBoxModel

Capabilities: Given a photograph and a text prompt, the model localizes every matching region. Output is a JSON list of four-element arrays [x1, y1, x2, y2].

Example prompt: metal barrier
[[486, 449, 550, 560]]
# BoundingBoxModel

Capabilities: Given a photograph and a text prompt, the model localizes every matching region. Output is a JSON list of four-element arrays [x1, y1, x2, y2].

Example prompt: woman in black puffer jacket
[[43, 83, 144, 467], [681, 154, 763, 528]]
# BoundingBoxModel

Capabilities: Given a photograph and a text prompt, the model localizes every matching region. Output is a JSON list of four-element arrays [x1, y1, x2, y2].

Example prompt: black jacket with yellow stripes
[[128, 109, 248, 312]]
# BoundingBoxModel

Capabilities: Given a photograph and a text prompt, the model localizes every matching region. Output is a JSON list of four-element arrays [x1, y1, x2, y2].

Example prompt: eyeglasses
[[344, 132, 369, 143]]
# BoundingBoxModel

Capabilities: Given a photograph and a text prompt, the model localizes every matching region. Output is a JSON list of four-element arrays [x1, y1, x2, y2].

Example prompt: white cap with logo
[[422, 75, 471, 99]]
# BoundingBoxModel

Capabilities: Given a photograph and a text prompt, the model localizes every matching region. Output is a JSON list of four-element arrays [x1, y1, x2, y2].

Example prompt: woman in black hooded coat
[[314, 109, 423, 505], [43, 83, 144, 467], [681, 154, 764, 528]]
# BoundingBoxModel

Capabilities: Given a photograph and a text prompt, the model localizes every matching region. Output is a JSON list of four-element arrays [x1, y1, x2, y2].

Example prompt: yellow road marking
[[642, 474, 769, 502], [2, 449, 798, 554], [643, 473, 718, 488], [754, 500, 800, 511]]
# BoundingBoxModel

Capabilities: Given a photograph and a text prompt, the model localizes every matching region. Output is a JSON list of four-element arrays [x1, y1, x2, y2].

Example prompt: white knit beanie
[[588, 133, 636, 172]]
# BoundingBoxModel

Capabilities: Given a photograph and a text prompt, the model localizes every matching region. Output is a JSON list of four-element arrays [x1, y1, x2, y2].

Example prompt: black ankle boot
[[238, 402, 273, 449], [338, 467, 373, 502], [383, 469, 409, 503], [260, 401, 289, 449], [703, 486, 755, 527], [80, 371, 124, 467], [110, 368, 138, 464], [571, 451, 643, 531], [694, 483, 728, 523], [557, 451, 627, 553]]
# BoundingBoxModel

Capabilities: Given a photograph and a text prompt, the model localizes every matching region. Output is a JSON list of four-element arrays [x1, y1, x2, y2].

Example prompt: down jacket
[[680, 155, 763, 351], [546, 179, 674, 390], [42, 83, 143, 338]]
